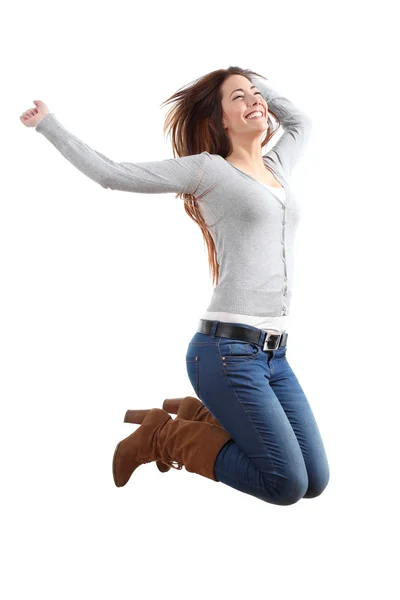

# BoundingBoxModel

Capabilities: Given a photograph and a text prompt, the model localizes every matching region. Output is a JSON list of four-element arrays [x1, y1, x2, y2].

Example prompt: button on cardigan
[[35, 75, 312, 332]]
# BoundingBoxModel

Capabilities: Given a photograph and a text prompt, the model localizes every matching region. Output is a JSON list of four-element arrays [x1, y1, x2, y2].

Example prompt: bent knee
[[302, 474, 330, 499], [262, 474, 309, 506]]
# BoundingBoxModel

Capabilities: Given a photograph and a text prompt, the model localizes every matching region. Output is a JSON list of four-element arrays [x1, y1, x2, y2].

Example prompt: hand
[[19, 100, 50, 128]]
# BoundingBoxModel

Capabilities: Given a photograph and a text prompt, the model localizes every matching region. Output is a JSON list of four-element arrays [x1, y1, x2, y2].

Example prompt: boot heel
[[123, 409, 150, 424], [162, 397, 187, 414], [124, 398, 188, 423]]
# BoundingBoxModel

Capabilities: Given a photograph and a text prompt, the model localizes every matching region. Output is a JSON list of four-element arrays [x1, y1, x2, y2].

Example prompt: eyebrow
[[229, 85, 257, 98]]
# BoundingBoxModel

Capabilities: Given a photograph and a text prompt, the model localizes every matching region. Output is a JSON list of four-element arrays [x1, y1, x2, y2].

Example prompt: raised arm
[[250, 75, 313, 178], [35, 113, 206, 195]]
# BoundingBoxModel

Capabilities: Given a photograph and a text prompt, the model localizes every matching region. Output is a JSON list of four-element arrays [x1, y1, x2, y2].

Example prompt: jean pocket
[[218, 339, 260, 363], [186, 356, 199, 396]]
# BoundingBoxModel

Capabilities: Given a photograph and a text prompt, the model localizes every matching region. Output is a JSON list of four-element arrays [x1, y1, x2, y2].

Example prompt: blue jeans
[[185, 320, 330, 505]]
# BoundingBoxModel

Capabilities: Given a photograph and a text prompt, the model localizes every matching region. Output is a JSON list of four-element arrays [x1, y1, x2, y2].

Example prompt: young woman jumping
[[20, 66, 330, 505]]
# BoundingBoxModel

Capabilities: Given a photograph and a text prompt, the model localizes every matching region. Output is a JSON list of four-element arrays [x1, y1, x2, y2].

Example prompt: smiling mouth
[[245, 111, 265, 120]]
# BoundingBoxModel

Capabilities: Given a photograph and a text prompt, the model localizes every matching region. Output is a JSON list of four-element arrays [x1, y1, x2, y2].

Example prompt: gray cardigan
[[35, 75, 312, 319]]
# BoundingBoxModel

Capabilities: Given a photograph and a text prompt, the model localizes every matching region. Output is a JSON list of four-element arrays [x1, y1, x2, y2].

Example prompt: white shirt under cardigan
[[201, 183, 288, 334]]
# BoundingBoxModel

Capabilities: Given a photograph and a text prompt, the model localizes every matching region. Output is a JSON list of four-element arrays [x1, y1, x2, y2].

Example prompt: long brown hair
[[160, 66, 281, 288]]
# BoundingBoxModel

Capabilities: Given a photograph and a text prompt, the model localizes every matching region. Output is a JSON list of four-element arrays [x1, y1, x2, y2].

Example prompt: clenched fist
[[19, 100, 50, 128]]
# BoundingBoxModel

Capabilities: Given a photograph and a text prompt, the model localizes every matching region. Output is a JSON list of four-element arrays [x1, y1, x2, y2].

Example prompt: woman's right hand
[[19, 100, 50, 128]]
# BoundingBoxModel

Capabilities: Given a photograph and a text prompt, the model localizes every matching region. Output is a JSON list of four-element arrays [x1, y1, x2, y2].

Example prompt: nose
[[252, 98, 265, 109], [250, 99, 266, 113]]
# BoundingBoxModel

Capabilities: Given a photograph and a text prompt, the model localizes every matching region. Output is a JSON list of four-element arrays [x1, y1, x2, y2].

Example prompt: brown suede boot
[[112, 407, 232, 488], [124, 396, 222, 473]]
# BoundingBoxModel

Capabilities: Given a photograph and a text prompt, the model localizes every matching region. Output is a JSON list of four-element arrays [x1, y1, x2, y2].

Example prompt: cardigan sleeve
[[35, 113, 206, 195], [250, 75, 313, 178]]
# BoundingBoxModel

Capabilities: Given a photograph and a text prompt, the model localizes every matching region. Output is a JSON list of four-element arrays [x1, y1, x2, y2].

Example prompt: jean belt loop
[[210, 320, 219, 338]]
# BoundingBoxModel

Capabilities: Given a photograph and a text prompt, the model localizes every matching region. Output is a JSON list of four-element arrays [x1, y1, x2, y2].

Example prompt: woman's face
[[221, 74, 268, 137]]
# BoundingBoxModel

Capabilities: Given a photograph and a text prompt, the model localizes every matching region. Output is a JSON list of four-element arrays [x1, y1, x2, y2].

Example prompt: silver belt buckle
[[263, 331, 281, 352]]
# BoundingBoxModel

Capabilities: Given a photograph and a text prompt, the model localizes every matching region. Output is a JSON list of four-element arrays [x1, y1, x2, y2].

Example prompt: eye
[[233, 91, 263, 100]]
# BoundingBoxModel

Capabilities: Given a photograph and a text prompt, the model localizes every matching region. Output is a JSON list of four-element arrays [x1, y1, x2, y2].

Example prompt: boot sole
[[112, 440, 124, 487]]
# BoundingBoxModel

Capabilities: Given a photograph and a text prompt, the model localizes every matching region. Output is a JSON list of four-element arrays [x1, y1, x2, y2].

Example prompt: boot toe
[[112, 439, 140, 487], [113, 408, 172, 486]]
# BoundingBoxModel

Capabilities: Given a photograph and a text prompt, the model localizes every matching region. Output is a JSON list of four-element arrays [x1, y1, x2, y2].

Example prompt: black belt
[[197, 319, 288, 352]]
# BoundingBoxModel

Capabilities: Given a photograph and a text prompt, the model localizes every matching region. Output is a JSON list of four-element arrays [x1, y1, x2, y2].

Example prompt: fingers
[[19, 99, 45, 126], [20, 107, 38, 120]]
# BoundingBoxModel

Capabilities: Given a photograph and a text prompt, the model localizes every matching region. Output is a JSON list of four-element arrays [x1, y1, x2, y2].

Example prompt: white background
[[2, 0, 399, 598]]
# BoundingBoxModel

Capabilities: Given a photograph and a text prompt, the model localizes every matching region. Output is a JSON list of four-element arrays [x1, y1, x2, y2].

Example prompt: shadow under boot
[[113, 407, 232, 488]]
